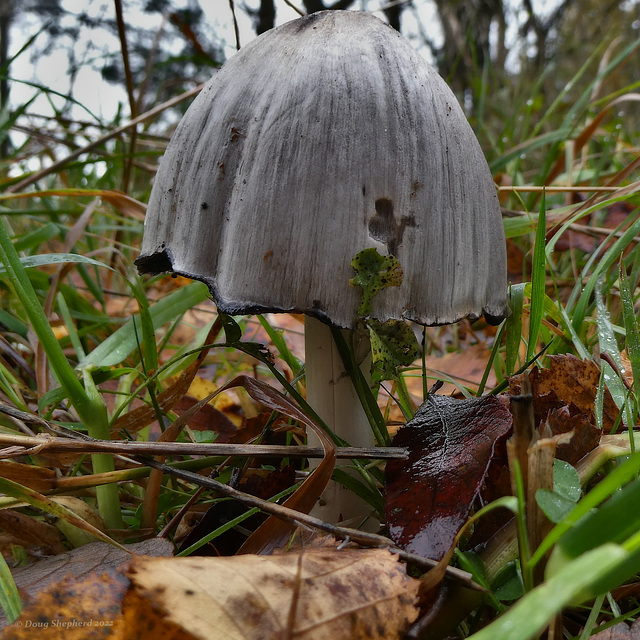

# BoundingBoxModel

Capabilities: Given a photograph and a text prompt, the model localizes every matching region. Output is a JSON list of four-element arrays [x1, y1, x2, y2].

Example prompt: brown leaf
[[547, 405, 601, 465], [591, 619, 640, 640], [2, 539, 173, 628], [173, 396, 238, 435], [123, 550, 419, 640], [224, 376, 336, 555], [0, 462, 56, 493], [111, 320, 223, 437], [171, 396, 264, 444], [3, 571, 128, 639], [2, 548, 418, 640], [506, 238, 529, 284], [0, 510, 65, 563], [511, 354, 617, 432], [385, 394, 512, 559]]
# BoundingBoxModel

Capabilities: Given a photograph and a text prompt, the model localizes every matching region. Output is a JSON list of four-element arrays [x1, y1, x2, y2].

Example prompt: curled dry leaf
[[0, 461, 56, 493], [385, 394, 513, 560], [0, 510, 65, 564], [224, 376, 336, 555], [590, 619, 640, 640], [2, 571, 129, 640], [0, 540, 172, 630], [510, 354, 618, 433], [2, 549, 419, 640], [110, 319, 223, 437], [546, 405, 601, 466], [122, 550, 419, 640]]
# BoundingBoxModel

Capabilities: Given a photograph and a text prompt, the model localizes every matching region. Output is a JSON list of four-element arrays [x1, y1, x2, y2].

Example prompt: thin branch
[[228, 0, 241, 50], [408, 3, 439, 60], [114, 0, 138, 192], [7, 84, 204, 194], [375, 0, 411, 11], [0, 432, 407, 460], [282, 0, 305, 16], [135, 454, 483, 592], [497, 186, 624, 193]]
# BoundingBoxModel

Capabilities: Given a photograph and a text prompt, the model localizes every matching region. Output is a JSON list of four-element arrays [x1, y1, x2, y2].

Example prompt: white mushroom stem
[[305, 316, 376, 526]]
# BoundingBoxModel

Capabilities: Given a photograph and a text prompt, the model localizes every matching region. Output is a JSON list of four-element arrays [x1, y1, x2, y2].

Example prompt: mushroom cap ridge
[[136, 10, 508, 329]]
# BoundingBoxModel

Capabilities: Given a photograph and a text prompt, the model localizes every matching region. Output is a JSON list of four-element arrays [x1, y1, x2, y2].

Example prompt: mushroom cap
[[136, 10, 508, 329]]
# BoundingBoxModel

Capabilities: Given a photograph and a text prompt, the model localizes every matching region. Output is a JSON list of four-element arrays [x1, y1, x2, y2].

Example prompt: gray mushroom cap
[[136, 10, 508, 329]]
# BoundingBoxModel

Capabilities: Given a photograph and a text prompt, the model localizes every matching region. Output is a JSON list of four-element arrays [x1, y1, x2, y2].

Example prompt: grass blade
[[80, 281, 209, 368], [0, 554, 21, 624], [526, 190, 546, 363]]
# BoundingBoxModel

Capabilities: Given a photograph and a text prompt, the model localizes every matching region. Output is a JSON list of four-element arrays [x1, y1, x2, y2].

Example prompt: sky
[[5, 0, 582, 134], [8, 1, 257, 122], [6, 0, 462, 126]]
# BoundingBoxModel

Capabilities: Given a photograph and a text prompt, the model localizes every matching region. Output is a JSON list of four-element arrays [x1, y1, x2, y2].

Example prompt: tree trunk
[[0, 0, 12, 159], [433, 0, 505, 101]]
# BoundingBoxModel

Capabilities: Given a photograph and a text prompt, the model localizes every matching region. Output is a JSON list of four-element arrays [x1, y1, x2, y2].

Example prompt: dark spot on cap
[[368, 198, 416, 256]]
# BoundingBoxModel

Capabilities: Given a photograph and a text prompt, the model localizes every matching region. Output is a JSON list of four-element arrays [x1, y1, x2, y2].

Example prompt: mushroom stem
[[305, 316, 376, 526]]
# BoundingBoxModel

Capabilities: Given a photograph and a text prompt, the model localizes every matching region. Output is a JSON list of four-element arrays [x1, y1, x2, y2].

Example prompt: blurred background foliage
[[2, 0, 639, 154]]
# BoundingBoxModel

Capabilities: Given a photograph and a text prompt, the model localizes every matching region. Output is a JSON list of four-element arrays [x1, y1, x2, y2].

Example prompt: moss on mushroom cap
[[136, 10, 508, 329]]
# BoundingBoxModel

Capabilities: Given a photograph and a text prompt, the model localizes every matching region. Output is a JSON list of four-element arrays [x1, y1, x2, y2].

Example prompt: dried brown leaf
[[2, 571, 128, 639], [111, 320, 222, 437], [2, 539, 173, 628], [0, 510, 65, 563], [547, 405, 601, 465], [123, 549, 419, 640], [228, 376, 336, 555], [591, 619, 640, 640], [511, 354, 617, 432], [2, 547, 418, 640], [0, 462, 56, 493]]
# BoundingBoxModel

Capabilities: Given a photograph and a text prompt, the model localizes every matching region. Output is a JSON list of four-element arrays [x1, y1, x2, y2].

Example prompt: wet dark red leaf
[[385, 394, 512, 560]]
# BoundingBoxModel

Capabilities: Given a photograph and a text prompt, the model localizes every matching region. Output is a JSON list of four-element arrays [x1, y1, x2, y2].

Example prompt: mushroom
[[136, 10, 508, 524]]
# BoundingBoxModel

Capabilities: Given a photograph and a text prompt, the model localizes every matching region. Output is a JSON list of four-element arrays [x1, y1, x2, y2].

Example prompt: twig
[[0, 433, 407, 460], [7, 85, 204, 193], [497, 186, 624, 193], [375, 0, 412, 12], [0, 403, 51, 430], [282, 0, 305, 15], [228, 0, 241, 50], [114, 0, 138, 192], [134, 455, 483, 592]]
